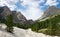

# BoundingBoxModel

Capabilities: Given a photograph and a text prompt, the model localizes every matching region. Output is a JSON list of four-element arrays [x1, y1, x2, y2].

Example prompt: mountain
[[0, 6, 12, 19], [27, 19, 34, 25], [12, 11, 27, 24], [41, 6, 60, 19], [0, 6, 34, 24]]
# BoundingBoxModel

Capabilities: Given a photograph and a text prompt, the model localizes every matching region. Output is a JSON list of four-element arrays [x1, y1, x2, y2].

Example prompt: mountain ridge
[[37, 6, 60, 21], [0, 6, 34, 24]]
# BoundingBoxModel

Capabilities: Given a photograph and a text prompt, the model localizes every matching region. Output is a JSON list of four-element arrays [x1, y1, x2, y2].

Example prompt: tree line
[[31, 14, 60, 36]]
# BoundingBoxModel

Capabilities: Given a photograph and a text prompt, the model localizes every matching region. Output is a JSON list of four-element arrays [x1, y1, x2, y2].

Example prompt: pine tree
[[5, 14, 14, 33]]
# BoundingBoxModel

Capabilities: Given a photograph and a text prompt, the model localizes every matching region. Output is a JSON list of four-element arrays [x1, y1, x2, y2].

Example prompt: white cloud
[[20, 0, 59, 20], [19, 0, 44, 20], [0, 0, 19, 11], [45, 0, 59, 6], [21, 0, 45, 7], [24, 7, 43, 20]]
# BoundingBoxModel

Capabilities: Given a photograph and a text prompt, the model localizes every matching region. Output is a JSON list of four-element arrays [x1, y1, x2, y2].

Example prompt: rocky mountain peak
[[12, 11, 27, 23], [0, 6, 12, 19], [0, 6, 34, 24], [3, 6, 9, 9], [41, 6, 60, 19], [48, 6, 57, 9]]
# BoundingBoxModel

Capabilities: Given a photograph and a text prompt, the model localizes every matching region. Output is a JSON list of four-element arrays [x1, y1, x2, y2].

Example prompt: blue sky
[[0, 0, 60, 20]]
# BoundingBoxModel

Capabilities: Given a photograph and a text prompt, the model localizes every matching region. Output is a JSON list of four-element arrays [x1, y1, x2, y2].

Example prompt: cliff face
[[12, 11, 27, 24], [41, 6, 60, 19]]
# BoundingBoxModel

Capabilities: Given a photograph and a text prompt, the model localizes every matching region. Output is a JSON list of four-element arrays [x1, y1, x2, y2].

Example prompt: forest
[[31, 14, 60, 36]]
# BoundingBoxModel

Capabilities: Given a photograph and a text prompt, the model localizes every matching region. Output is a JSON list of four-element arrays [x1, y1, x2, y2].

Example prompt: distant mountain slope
[[42, 6, 60, 19]]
